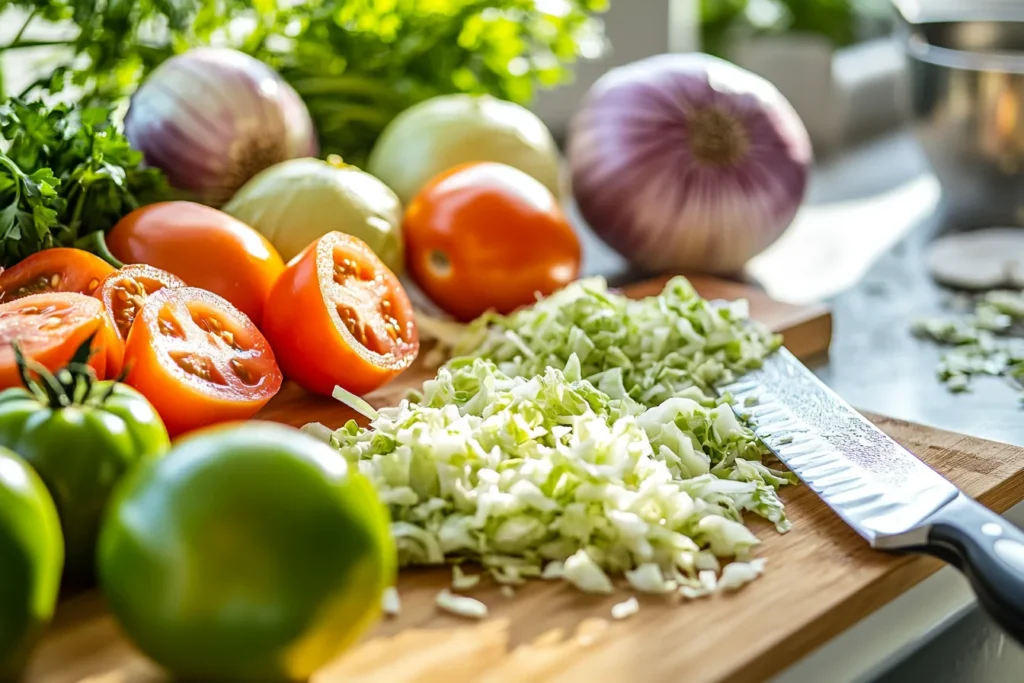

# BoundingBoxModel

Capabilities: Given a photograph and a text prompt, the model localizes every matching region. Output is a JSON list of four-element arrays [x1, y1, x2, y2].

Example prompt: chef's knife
[[718, 348, 1024, 643]]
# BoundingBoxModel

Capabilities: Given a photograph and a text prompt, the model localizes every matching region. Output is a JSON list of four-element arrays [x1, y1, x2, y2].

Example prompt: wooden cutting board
[[32, 276, 1018, 683]]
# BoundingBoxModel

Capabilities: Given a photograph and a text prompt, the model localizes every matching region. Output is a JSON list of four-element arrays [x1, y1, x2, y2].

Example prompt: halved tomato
[[106, 202, 285, 327], [263, 232, 419, 397], [123, 287, 283, 437], [0, 249, 116, 302], [0, 293, 119, 388], [96, 265, 186, 343]]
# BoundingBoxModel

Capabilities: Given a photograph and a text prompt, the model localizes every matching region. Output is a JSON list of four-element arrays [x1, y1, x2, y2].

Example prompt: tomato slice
[[0, 249, 116, 302], [0, 293, 117, 388], [263, 232, 419, 397], [96, 264, 187, 343], [123, 287, 283, 436]]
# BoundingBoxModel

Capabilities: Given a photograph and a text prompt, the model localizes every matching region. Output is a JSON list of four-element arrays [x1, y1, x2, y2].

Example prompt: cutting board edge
[[724, 554, 944, 683], [776, 303, 832, 360], [725, 413, 1024, 683]]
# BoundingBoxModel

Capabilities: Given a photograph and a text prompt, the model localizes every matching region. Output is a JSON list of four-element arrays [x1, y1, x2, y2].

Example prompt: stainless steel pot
[[898, 2, 1024, 226]]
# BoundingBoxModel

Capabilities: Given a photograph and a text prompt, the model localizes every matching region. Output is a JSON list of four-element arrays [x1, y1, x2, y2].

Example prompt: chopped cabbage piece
[[912, 289, 1024, 397], [611, 597, 640, 620], [625, 563, 675, 594], [332, 385, 379, 420], [436, 589, 488, 619], [563, 549, 614, 594], [718, 558, 768, 592], [452, 565, 480, 590], [382, 587, 401, 617]]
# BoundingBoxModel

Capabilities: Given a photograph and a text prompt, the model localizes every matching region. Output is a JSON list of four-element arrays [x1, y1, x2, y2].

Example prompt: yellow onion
[[222, 157, 403, 271]]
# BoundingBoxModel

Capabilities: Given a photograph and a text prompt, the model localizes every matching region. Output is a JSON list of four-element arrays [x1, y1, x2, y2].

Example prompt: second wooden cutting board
[[27, 275, 1024, 683]]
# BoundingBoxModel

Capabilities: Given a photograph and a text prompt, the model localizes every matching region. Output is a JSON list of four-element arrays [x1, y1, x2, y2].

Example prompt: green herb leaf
[[0, 98, 168, 266]]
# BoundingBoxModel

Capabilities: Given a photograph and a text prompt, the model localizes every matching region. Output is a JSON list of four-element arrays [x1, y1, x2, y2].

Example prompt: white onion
[[367, 94, 562, 205], [125, 47, 318, 206], [568, 53, 812, 275], [223, 157, 404, 271]]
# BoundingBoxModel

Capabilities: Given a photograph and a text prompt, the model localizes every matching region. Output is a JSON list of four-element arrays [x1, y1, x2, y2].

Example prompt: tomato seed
[[19, 306, 39, 315], [86, 278, 99, 293], [229, 358, 257, 385], [158, 317, 186, 339], [13, 274, 59, 298], [116, 289, 130, 302], [172, 353, 223, 384]]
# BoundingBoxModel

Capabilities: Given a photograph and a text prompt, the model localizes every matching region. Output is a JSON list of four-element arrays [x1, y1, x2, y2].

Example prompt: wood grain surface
[[42, 276, 994, 683]]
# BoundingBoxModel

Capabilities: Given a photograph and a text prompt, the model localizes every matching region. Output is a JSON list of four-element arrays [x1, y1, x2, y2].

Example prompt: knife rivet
[[982, 522, 1004, 537]]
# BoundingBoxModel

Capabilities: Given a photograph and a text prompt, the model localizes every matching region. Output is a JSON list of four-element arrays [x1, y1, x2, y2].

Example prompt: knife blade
[[719, 348, 1024, 643]]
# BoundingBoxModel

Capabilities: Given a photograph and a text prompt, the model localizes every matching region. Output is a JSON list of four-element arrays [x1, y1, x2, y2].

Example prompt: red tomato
[[123, 287, 283, 436], [262, 232, 419, 397], [0, 293, 120, 387], [403, 162, 581, 321], [96, 264, 186, 343], [105, 202, 285, 326], [0, 248, 116, 301]]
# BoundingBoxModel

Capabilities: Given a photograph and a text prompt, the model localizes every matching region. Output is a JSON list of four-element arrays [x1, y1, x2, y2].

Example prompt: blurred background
[[4, 1, 1024, 681]]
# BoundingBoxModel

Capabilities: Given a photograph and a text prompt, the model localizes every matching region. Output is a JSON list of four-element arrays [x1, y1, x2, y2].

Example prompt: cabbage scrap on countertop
[[309, 276, 793, 605]]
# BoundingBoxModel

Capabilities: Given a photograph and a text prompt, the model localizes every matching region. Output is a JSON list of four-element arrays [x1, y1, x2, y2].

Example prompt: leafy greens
[[0, 98, 168, 266], [0, 0, 609, 164]]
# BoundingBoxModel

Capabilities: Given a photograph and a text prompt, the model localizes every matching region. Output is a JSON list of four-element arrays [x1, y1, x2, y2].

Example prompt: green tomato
[[0, 448, 63, 679], [0, 381, 170, 581], [98, 422, 395, 683]]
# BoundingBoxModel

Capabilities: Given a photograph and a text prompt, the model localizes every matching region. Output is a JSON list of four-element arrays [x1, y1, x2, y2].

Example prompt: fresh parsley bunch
[[0, 98, 168, 267]]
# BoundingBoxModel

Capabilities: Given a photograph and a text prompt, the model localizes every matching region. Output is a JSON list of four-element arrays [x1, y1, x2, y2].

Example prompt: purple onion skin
[[568, 53, 812, 275], [125, 47, 318, 207]]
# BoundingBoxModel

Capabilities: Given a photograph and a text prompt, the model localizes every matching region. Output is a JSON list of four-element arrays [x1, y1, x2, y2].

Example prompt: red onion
[[125, 47, 318, 206], [568, 53, 812, 275]]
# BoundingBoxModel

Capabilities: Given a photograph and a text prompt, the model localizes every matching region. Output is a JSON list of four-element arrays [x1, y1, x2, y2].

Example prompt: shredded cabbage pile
[[318, 356, 794, 597], [452, 276, 782, 406], [311, 276, 793, 605]]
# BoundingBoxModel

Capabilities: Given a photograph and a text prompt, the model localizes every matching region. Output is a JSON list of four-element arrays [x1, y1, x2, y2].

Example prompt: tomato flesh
[[0, 249, 116, 302], [97, 264, 186, 342], [0, 293, 115, 388], [263, 232, 419, 397], [124, 287, 282, 436]]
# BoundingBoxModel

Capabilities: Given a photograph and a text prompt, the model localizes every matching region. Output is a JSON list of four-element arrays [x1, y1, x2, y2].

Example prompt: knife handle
[[921, 494, 1024, 644]]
